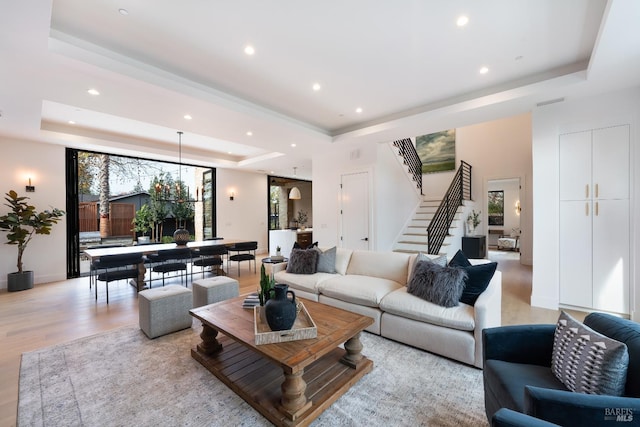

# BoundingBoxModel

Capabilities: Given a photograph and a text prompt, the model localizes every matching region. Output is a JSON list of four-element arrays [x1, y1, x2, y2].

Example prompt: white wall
[[531, 87, 640, 321], [0, 139, 67, 289], [422, 113, 533, 264], [215, 168, 268, 254]]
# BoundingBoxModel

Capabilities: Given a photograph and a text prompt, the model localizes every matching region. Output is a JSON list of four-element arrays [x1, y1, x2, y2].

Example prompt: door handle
[[585, 203, 589, 216], [361, 237, 369, 241], [585, 184, 589, 198], [595, 183, 599, 198], [595, 202, 599, 216]]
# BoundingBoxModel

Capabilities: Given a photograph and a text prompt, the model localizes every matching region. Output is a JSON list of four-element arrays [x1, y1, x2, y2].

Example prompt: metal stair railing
[[393, 138, 423, 195], [426, 160, 472, 254]]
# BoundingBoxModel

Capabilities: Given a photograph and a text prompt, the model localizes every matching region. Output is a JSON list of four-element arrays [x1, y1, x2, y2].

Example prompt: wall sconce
[[229, 191, 235, 201], [26, 177, 35, 193], [515, 200, 521, 215]]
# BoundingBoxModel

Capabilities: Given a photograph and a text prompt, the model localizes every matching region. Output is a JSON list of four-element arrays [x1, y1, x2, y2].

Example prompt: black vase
[[264, 284, 297, 331], [173, 228, 190, 245]]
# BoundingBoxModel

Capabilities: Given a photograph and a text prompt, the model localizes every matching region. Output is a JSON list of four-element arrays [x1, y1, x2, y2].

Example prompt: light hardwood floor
[[0, 252, 584, 427]]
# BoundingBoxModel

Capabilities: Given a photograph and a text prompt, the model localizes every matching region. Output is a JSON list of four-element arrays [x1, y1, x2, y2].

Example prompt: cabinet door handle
[[595, 183, 599, 198], [595, 202, 599, 216], [585, 184, 589, 198], [585, 203, 589, 216]]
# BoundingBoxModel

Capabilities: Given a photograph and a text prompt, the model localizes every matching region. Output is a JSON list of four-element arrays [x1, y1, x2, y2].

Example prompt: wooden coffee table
[[190, 296, 374, 427]]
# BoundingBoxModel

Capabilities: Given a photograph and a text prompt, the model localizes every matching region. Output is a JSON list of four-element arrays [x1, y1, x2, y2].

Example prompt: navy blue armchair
[[483, 312, 640, 426]]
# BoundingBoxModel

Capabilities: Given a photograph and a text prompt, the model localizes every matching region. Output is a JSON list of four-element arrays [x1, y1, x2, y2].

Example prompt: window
[[488, 190, 504, 226]]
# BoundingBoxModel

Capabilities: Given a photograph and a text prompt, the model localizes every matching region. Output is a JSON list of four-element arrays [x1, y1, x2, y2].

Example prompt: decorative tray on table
[[254, 302, 317, 345]]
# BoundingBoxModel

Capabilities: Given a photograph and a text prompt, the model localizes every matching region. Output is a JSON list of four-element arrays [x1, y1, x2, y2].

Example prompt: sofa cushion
[[335, 248, 353, 275], [274, 271, 335, 295], [407, 261, 466, 307], [315, 246, 337, 274], [286, 248, 318, 274], [551, 311, 629, 396], [318, 275, 403, 308], [380, 287, 475, 331], [484, 359, 568, 413], [346, 250, 410, 284]]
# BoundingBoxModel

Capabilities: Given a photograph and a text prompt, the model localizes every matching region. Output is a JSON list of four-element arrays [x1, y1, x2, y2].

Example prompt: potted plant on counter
[[0, 190, 65, 291], [132, 204, 153, 244]]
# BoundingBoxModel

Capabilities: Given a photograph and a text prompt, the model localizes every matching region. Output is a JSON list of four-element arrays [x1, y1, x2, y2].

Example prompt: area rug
[[18, 323, 488, 427]]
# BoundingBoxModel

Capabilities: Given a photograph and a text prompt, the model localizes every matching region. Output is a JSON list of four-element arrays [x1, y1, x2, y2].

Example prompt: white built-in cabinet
[[559, 125, 630, 315]]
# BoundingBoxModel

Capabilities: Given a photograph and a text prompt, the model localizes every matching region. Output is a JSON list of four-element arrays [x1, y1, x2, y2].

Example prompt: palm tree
[[98, 154, 111, 238]]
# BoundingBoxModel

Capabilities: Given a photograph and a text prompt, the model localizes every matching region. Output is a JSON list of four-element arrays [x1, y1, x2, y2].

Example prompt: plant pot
[[138, 236, 150, 244], [8, 271, 34, 292]]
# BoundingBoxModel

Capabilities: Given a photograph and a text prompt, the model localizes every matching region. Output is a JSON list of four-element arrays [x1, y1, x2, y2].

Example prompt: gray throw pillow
[[551, 311, 629, 396], [315, 246, 337, 273], [286, 248, 318, 274], [407, 261, 466, 307], [407, 253, 447, 285]]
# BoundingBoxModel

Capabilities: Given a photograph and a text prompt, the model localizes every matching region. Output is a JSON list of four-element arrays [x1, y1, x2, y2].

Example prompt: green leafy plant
[[296, 210, 308, 226], [131, 204, 153, 236], [0, 190, 65, 273], [467, 210, 481, 228], [258, 264, 274, 306]]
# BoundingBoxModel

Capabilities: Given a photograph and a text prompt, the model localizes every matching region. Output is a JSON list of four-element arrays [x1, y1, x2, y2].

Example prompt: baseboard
[[530, 294, 558, 311]]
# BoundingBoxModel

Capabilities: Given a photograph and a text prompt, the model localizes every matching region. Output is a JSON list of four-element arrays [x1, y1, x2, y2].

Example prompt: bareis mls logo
[[604, 408, 634, 422]]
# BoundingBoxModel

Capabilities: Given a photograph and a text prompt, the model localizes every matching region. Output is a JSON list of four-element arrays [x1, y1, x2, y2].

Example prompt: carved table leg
[[136, 263, 147, 291], [341, 332, 364, 368], [197, 324, 223, 355], [280, 370, 312, 420]]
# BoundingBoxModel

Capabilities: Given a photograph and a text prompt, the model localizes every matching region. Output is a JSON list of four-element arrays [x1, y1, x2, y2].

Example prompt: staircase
[[393, 198, 465, 257]]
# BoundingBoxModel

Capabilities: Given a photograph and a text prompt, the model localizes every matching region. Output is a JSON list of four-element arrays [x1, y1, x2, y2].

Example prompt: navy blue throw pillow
[[449, 249, 472, 267], [456, 262, 497, 305]]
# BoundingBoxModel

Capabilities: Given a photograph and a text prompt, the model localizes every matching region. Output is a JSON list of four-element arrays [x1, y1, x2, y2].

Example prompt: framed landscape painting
[[416, 129, 456, 173]]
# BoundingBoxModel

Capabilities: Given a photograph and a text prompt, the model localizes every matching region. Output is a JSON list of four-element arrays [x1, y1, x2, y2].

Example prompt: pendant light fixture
[[289, 167, 301, 200]]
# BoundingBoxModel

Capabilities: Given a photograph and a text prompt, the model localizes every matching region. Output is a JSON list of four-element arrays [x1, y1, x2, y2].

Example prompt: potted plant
[[132, 204, 153, 243], [258, 263, 275, 306], [0, 190, 65, 291], [467, 209, 481, 235], [296, 210, 308, 230]]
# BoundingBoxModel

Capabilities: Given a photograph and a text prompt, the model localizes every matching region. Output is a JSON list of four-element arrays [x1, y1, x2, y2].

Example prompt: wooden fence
[[79, 202, 135, 237]]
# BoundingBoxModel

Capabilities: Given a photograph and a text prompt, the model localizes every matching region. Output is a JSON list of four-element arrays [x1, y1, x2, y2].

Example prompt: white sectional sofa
[[273, 248, 501, 368]]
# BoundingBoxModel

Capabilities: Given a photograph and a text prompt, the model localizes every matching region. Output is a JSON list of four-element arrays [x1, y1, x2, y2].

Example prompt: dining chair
[[94, 253, 144, 304], [191, 245, 227, 278], [227, 241, 258, 276], [87, 244, 125, 290], [147, 247, 192, 287]]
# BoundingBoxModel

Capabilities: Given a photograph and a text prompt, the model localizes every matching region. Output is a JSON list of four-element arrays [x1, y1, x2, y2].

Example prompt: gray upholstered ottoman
[[192, 276, 240, 308], [139, 285, 193, 339]]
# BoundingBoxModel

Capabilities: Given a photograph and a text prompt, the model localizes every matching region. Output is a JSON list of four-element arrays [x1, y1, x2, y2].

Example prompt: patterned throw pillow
[[551, 311, 629, 396], [286, 248, 318, 274]]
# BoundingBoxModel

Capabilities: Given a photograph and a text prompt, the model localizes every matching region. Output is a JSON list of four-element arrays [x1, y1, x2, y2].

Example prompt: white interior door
[[341, 172, 370, 250]]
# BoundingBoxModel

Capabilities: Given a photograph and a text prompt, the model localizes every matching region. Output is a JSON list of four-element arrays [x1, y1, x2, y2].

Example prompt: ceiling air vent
[[536, 97, 565, 107]]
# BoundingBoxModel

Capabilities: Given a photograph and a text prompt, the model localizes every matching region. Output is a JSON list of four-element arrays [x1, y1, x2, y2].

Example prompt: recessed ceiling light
[[312, 83, 321, 91], [183, 114, 192, 120], [479, 66, 489, 74], [87, 88, 100, 96], [355, 107, 363, 113], [291, 143, 297, 148], [246, 131, 253, 136], [244, 45, 255, 56], [118, 8, 129, 16], [68, 120, 76, 125], [456, 15, 469, 27]]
